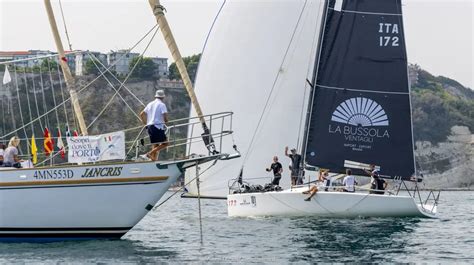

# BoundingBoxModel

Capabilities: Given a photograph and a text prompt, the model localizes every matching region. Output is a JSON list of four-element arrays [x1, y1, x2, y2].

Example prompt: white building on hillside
[[107, 50, 139, 76], [75, 52, 108, 76], [152, 57, 168, 78]]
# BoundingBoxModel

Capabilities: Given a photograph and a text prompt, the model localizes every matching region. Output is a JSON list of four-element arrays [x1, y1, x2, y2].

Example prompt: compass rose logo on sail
[[331, 97, 389, 127], [328, 97, 390, 148]]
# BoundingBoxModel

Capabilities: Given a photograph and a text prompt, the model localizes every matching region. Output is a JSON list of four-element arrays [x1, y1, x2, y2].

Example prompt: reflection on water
[[289, 218, 420, 262], [0, 192, 472, 263], [0, 239, 178, 263]]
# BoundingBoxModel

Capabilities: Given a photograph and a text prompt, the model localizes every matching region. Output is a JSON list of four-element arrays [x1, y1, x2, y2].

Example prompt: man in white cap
[[140, 89, 169, 161]]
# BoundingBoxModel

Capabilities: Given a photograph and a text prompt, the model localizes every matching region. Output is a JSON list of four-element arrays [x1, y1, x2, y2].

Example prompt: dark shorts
[[272, 174, 281, 186], [148, 126, 167, 144]]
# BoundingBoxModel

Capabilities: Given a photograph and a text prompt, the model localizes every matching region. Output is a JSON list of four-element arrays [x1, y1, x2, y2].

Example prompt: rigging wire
[[0, 97, 5, 138], [39, 64, 51, 129], [8, 98, 18, 143], [58, 0, 73, 51], [30, 68, 44, 132], [47, 59, 61, 130], [88, 53, 141, 121], [301, 0, 330, 168], [241, 0, 309, 166], [0, 24, 159, 140], [12, 65, 30, 155], [88, 54, 145, 107], [193, 0, 227, 86], [88, 52, 145, 108], [296, 0, 324, 151], [152, 158, 219, 210], [22, 66, 35, 135], [56, 60, 70, 129], [86, 26, 160, 130]]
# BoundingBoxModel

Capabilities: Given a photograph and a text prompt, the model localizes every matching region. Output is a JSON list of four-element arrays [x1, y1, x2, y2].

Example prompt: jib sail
[[304, 0, 415, 180]]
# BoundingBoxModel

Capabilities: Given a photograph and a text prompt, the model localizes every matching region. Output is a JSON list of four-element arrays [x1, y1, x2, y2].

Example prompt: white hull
[[0, 161, 181, 241], [227, 188, 437, 218]]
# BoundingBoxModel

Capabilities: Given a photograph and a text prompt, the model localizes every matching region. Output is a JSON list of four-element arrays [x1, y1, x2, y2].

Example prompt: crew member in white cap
[[140, 89, 169, 161]]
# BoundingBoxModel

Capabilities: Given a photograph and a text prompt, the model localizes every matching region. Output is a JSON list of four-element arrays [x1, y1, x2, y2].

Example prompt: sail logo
[[329, 97, 390, 149], [331, 97, 388, 127]]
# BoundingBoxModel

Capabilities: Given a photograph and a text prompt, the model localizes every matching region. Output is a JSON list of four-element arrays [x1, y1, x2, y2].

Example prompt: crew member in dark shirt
[[365, 164, 387, 195], [266, 156, 283, 186], [285, 146, 302, 186]]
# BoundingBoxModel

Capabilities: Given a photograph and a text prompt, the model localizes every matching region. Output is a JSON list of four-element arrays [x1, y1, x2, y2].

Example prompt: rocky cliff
[[415, 126, 473, 189]]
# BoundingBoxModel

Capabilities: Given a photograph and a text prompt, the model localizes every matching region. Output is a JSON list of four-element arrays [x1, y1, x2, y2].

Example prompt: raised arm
[[284, 146, 289, 157]]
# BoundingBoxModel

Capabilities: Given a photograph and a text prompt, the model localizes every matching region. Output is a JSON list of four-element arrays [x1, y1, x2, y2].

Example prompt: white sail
[[185, 1, 325, 198]]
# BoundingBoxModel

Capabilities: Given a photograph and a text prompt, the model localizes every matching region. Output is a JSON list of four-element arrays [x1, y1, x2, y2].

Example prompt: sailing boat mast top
[[44, 0, 88, 136], [148, 0, 217, 154]]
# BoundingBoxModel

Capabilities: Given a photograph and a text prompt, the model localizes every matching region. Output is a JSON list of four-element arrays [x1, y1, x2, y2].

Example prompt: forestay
[[304, 0, 415, 179]]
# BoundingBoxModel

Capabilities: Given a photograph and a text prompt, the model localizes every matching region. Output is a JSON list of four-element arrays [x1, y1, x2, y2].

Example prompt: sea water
[[0, 191, 472, 263]]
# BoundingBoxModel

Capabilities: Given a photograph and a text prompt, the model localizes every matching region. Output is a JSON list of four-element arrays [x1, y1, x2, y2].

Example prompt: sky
[[0, 0, 472, 88]]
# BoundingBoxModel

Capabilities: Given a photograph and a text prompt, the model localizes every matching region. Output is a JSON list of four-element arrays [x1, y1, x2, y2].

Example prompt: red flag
[[73, 130, 79, 137], [61, 56, 68, 62], [44, 128, 54, 156]]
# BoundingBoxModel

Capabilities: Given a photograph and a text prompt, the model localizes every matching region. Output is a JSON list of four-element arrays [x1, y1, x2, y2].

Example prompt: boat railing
[[293, 182, 397, 195], [228, 178, 400, 195], [125, 111, 235, 160], [396, 179, 440, 213], [14, 111, 234, 168]]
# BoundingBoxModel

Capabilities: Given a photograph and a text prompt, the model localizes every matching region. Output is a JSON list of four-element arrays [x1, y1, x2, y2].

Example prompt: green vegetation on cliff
[[410, 65, 473, 143], [168, 54, 201, 83]]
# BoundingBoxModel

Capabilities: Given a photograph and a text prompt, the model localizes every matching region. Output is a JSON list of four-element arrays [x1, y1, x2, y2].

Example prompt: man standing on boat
[[266, 156, 283, 186], [342, 169, 357, 192], [285, 146, 302, 186], [365, 164, 387, 194], [140, 90, 169, 161]]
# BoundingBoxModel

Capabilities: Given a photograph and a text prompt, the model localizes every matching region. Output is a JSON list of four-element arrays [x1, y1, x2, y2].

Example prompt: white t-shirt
[[0, 149, 4, 158], [4, 146, 18, 164], [343, 175, 356, 192], [144, 98, 168, 129]]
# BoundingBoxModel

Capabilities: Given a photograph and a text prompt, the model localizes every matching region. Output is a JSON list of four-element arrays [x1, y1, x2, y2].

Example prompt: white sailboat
[[0, 0, 237, 242], [186, 0, 440, 218]]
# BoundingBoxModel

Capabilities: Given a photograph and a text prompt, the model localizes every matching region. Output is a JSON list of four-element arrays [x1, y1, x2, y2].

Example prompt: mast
[[44, 0, 88, 136], [148, 0, 216, 154], [301, 0, 329, 165], [148, 0, 217, 153]]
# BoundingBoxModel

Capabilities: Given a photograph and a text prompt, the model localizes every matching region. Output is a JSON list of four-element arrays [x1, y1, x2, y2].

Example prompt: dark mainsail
[[304, 0, 416, 179]]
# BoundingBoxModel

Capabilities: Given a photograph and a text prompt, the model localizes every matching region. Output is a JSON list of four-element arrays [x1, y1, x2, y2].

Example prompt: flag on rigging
[[57, 128, 65, 159], [3, 65, 11, 85], [31, 134, 38, 164], [65, 125, 71, 137], [44, 128, 54, 156]]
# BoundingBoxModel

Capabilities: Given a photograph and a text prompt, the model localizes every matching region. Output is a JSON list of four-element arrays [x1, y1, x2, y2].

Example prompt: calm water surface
[[0, 191, 472, 263]]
